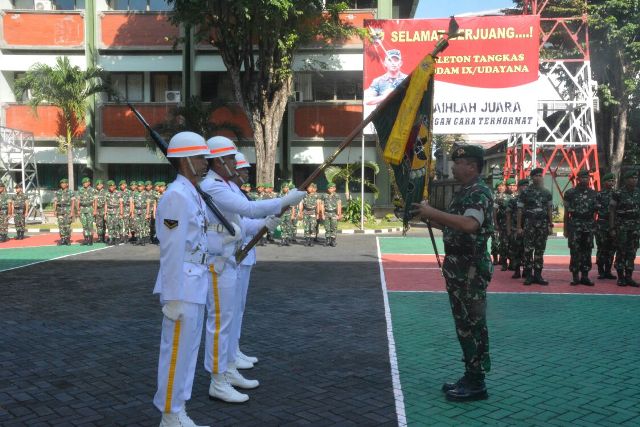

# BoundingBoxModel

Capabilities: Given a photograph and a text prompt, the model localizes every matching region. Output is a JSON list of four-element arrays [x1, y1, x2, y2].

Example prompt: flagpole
[[360, 133, 365, 231]]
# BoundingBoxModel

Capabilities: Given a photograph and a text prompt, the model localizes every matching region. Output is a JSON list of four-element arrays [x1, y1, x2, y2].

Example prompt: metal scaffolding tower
[[0, 126, 45, 223], [505, 0, 600, 193]]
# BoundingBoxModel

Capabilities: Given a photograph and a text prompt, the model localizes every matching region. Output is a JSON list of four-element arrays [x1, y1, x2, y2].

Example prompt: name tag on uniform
[[164, 219, 179, 229]]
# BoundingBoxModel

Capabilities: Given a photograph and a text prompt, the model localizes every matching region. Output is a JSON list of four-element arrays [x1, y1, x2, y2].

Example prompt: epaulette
[[215, 179, 223, 182]]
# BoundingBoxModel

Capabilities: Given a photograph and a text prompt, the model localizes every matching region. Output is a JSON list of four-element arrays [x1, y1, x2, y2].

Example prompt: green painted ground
[[389, 292, 640, 426], [0, 244, 107, 272]]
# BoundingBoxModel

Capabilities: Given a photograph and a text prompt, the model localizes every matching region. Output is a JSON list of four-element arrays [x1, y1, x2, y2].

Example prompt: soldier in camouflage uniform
[[53, 178, 75, 245], [412, 145, 492, 402], [563, 170, 598, 286], [256, 183, 265, 200], [0, 182, 9, 242], [131, 181, 151, 245], [11, 183, 29, 240], [299, 183, 321, 247], [506, 179, 529, 278], [595, 173, 617, 280], [94, 179, 107, 243], [517, 168, 553, 285], [262, 183, 277, 243], [492, 181, 509, 270], [127, 181, 138, 242], [118, 180, 130, 243], [609, 169, 640, 287], [321, 182, 342, 247], [278, 183, 297, 246], [104, 180, 124, 245], [144, 180, 155, 243], [76, 177, 96, 245]]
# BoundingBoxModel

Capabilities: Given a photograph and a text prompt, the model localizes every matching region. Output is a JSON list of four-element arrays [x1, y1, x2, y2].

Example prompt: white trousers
[[153, 302, 204, 414], [231, 264, 253, 355], [204, 264, 237, 374]]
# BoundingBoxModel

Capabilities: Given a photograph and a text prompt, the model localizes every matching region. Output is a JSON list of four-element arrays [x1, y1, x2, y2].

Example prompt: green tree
[[324, 161, 380, 200], [588, 0, 640, 176], [168, 0, 358, 185], [153, 95, 245, 140], [13, 56, 110, 190]]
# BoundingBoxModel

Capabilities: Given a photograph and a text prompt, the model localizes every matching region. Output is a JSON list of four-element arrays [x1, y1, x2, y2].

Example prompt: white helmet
[[206, 136, 238, 159], [166, 131, 209, 158], [235, 152, 250, 169]]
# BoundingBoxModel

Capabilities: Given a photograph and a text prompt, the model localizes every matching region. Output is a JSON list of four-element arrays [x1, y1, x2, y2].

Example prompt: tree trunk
[[66, 123, 74, 191], [610, 102, 628, 178]]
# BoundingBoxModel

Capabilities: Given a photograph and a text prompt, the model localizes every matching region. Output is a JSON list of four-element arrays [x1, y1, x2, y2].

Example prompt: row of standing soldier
[[0, 182, 29, 242], [491, 168, 640, 287]]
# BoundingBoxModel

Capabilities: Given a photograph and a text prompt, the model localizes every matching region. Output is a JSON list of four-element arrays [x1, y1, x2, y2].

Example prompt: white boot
[[226, 363, 260, 389], [159, 408, 209, 427], [237, 349, 258, 364], [209, 372, 249, 403], [234, 355, 254, 370]]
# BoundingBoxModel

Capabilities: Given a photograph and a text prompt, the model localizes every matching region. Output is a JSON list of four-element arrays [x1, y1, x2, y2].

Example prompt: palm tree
[[153, 96, 245, 141], [13, 56, 111, 190], [324, 161, 380, 200]]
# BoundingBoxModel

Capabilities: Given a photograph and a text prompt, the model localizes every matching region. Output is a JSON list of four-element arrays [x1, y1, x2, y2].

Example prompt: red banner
[[363, 15, 540, 134]]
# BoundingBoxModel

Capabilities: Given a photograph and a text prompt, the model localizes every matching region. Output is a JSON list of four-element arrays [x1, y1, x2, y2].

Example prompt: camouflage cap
[[506, 178, 516, 185], [518, 179, 529, 186], [601, 172, 615, 182], [530, 167, 544, 177], [137, 180, 145, 186], [81, 177, 91, 184], [327, 182, 336, 189], [621, 169, 638, 179], [145, 180, 152, 186], [107, 180, 116, 186], [265, 183, 273, 188], [257, 182, 265, 188], [95, 179, 103, 185], [288, 182, 297, 189], [495, 181, 505, 189], [159, 181, 166, 186], [129, 181, 137, 186], [14, 183, 21, 188], [451, 144, 484, 162], [577, 170, 591, 178], [119, 179, 127, 186], [307, 182, 317, 189], [60, 178, 69, 184]]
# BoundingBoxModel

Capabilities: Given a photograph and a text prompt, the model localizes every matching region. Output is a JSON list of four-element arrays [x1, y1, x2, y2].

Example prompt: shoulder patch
[[214, 178, 223, 182], [164, 219, 179, 229]]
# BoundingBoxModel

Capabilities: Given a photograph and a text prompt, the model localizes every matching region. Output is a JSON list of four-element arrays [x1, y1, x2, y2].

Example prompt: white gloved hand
[[222, 222, 242, 245], [264, 215, 281, 232], [280, 189, 307, 209], [162, 300, 185, 321]]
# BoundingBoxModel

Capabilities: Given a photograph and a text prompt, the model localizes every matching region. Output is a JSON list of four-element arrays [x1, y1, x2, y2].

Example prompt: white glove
[[280, 189, 306, 209], [265, 215, 281, 232], [222, 222, 242, 245], [162, 300, 185, 321]]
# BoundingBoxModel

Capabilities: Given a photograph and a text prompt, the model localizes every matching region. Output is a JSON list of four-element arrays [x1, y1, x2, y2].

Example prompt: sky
[[415, 0, 516, 18]]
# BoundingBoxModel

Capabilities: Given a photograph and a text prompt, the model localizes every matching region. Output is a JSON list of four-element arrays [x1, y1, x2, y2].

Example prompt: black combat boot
[[442, 373, 469, 393], [323, 239, 329, 247], [522, 268, 532, 285], [533, 270, 549, 285], [500, 261, 508, 271], [330, 237, 337, 247], [65, 238, 71, 246], [445, 374, 488, 402], [616, 270, 626, 286], [626, 271, 639, 287], [100, 233, 106, 243], [88, 235, 93, 246], [580, 272, 594, 286], [570, 272, 580, 286], [603, 263, 617, 280], [492, 254, 499, 265], [597, 263, 605, 279], [511, 266, 521, 279]]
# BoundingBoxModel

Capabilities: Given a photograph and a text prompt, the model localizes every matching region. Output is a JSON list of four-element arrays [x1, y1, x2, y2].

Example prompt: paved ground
[[0, 235, 396, 426]]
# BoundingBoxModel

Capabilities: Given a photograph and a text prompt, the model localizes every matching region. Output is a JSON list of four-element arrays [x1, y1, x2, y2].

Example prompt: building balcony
[[290, 101, 363, 140], [0, 10, 84, 50], [2, 103, 85, 139], [99, 11, 179, 50]]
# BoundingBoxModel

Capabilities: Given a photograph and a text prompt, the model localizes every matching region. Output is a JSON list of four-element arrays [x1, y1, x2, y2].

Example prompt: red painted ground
[[382, 254, 640, 295], [0, 233, 88, 249]]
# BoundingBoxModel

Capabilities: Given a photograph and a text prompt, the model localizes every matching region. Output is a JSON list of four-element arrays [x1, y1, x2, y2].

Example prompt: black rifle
[[127, 103, 235, 236]]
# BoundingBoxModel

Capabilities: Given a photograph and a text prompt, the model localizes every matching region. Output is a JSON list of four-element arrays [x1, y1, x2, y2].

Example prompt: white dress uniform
[[153, 174, 209, 414], [199, 170, 281, 376]]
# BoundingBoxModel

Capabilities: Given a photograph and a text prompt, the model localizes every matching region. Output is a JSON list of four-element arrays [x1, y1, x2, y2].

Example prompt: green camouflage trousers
[[0, 212, 8, 236], [491, 228, 509, 261], [303, 213, 317, 238], [614, 226, 640, 273], [57, 211, 72, 239], [324, 212, 338, 239], [567, 228, 594, 273], [134, 213, 149, 238], [14, 210, 25, 233], [106, 213, 121, 240], [443, 254, 492, 378], [280, 212, 296, 240], [595, 222, 616, 270], [509, 232, 524, 268], [79, 208, 94, 237], [95, 214, 106, 237], [522, 219, 549, 272]]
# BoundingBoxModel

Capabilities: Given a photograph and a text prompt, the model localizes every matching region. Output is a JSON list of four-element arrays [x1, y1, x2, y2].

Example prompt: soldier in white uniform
[[200, 136, 306, 403], [152, 132, 211, 427]]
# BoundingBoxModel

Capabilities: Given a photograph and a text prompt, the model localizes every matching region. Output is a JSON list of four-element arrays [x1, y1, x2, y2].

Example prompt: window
[[111, 0, 172, 11], [109, 73, 144, 102], [297, 72, 363, 101], [52, 0, 85, 9], [200, 72, 235, 102], [325, 0, 377, 9], [151, 72, 181, 102]]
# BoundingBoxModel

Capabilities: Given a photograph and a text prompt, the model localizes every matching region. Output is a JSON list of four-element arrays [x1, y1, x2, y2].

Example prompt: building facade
[[0, 0, 417, 206]]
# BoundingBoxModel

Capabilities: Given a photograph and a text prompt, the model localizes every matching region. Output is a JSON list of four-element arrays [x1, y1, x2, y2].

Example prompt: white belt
[[207, 223, 228, 233], [184, 251, 208, 265]]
